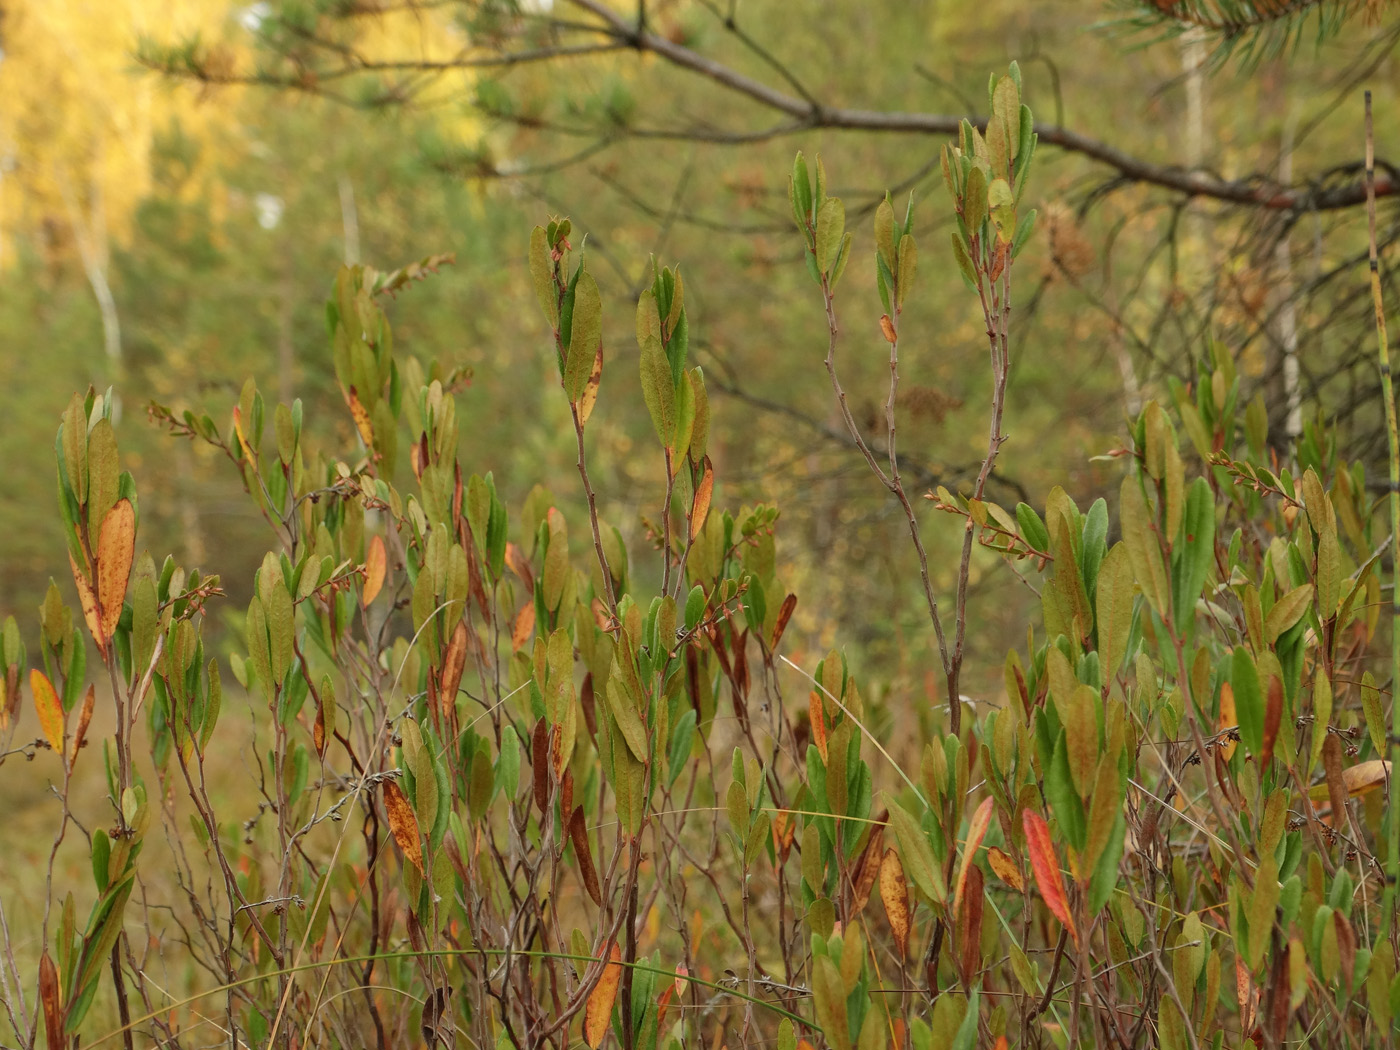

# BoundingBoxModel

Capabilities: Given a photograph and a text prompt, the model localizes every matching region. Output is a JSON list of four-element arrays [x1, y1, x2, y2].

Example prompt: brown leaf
[[986, 846, 1024, 892], [69, 685, 95, 765], [69, 551, 103, 649], [957, 863, 984, 986], [420, 985, 450, 1048], [512, 602, 536, 652], [532, 716, 550, 814], [362, 535, 387, 606], [1023, 808, 1078, 948], [504, 541, 534, 594], [31, 670, 64, 755], [2, 665, 18, 731], [439, 620, 468, 719], [40, 951, 64, 1050], [1334, 911, 1357, 990], [690, 457, 714, 541], [580, 672, 598, 742], [879, 848, 910, 958], [769, 593, 798, 652], [808, 690, 828, 763], [97, 498, 135, 640], [584, 942, 622, 1048], [1322, 733, 1348, 828], [569, 805, 603, 906], [1260, 675, 1282, 766], [848, 822, 886, 916], [381, 779, 423, 874]]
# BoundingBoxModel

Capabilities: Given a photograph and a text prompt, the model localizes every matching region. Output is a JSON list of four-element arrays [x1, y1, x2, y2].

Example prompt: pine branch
[[1103, 0, 1388, 67]]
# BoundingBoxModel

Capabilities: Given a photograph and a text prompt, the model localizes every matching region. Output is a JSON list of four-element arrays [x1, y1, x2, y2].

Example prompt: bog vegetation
[[2, 57, 1400, 1050]]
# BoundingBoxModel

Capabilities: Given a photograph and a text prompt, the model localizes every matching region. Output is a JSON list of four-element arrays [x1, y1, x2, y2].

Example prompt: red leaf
[[1022, 808, 1078, 948], [957, 864, 984, 986]]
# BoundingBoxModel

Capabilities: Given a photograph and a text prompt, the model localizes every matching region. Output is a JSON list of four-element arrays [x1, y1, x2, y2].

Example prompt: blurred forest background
[[2, 0, 1398, 705]]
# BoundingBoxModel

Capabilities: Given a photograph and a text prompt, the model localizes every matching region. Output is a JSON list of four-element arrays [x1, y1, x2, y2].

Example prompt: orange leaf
[[1022, 808, 1078, 948], [69, 685, 95, 765], [584, 942, 622, 1048], [69, 551, 103, 649], [381, 780, 423, 874], [986, 846, 1023, 892], [879, 847, 910, 958], [439, 620, 467, 719], [512, 602, 536, 652], [97, 498, 135, 639], [504, 541, 534, 592], [1217, 682, 1238, 761], [808, 690, 828, 763], [655, 984, 674, 1031], [40, 951, 64, 1050], [879, 314, 897, 344], [31, 670, 64, 755], [954, 796, 994, 912], [674, 964, 688, 998], [689, 458, 714, 541], [363, 535, 387, 606]]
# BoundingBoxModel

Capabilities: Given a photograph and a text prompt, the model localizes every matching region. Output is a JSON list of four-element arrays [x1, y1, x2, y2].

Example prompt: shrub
[[1, 65, 1397, 1050]]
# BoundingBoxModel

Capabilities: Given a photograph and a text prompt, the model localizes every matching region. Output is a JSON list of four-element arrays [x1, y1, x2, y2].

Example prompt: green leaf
[[950, 233, 978, 290], [530, 227, 559, 327], [1265, 583, 1313, 644], [637, 291, 675, 448], [1232, 647, 1264, 757], [896, 234, 917, 311], [1046, 733, 1087, 852], [564, 269, 601, 403], [816, 198, 846, 274], [1095, 542, 1134, 680], [963, 166, 988, 233], [874, 198, 896, 271], [1171, 477, 1214, 634], [605, 669, 649, 764], [1120, 476, 1168, 619], [1362, 672, 1385, 756]]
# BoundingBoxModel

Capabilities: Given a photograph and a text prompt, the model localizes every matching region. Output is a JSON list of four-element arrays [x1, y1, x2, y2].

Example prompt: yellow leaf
[[31, 670, 63, 755]]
